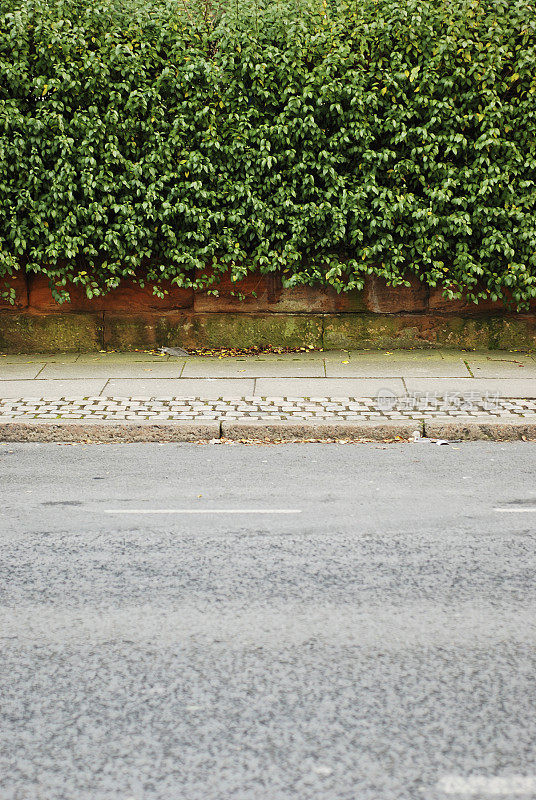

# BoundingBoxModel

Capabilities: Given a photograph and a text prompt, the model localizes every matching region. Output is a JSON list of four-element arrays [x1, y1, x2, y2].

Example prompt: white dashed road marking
[[103, 509, 302, 515], [494, 508, 536, 513]]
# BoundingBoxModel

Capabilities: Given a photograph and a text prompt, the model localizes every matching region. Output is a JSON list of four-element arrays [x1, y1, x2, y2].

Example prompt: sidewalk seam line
[[463, 359, 475, 377]]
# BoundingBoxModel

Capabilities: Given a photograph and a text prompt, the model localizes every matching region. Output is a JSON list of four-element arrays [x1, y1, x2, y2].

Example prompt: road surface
[[1, 441, 535, 799]]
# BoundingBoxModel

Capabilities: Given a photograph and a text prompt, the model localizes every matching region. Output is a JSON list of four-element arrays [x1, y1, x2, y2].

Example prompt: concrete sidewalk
[[1, 349, 535, 441], [2, 348, 536, 396]]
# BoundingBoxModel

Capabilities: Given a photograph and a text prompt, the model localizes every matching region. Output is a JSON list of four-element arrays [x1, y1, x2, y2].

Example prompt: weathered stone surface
[[104, 312, 323, 351], [0, 312, 102, 353], [489, 317, 536, 350], [323, 313, 536, 351], [11, 269, 536, 321], [274, 285, 366, 313], [2, 308, 536, 354], [222, 419, 416, 441], [0, 420, 220, 442], [364, 275, 428, 313], [428, 285, 536, 313], [0, 273, 28, 309], [437, 316, 536, 350], [170, 313, 324, 350], [28, 274, 193, 312], [194, 271, 268, 312], [103, 314, 161, 351], [428, 288, 506, 313], [424, 419, 536, 441], [194, 269, 366, 313], [323, 314, 432, 350]]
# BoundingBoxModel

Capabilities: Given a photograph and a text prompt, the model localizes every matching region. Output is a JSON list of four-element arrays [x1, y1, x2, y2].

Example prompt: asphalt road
[[1, 441, 536, 800]]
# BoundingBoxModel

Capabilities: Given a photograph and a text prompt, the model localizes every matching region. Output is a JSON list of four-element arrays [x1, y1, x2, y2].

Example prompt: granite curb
[[0, 420, 221, 443], [1, 417, 535, 442], [220, 419, 420, 441], [423, 417, 536, 441]]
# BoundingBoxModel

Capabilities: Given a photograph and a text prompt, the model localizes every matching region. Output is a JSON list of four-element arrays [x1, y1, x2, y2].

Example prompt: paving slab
[[464, 352, 536, 378], [0, 353, 81, 364], [0, 363, 46, 380], [0, 379, 108, 399], [104, 378, 255, 398], [315, 350, 351, 360], [75, 352, 170, 363], [38, 362, 185, 379], [2, 350, 536, 406], [405, 377, 536, 398], [254, 378, 406, 397], [325, 351, 471, 378], [181, 356, 325, 378]]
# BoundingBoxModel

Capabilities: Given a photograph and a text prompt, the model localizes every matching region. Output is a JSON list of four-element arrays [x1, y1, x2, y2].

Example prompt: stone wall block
[[194, 269, 366, 313], [28, 274, 193, 312], [0, 272, 28, 309], [364, 275, 428, 313]]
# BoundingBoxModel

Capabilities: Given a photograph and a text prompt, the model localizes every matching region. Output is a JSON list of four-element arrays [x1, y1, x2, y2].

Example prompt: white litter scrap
[[412, 430, 453, 445], [312, 765, 333, 777]]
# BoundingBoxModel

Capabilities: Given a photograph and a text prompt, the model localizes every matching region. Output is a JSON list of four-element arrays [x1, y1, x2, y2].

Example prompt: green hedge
[[1, 0, 536, 307]]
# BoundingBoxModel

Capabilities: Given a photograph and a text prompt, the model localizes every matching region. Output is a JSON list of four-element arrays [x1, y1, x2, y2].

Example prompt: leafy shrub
[[1, 0, 535, 306]]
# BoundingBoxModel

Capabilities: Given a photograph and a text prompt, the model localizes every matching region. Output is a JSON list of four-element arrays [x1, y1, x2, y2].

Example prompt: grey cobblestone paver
[[1, 396, 536, 421]]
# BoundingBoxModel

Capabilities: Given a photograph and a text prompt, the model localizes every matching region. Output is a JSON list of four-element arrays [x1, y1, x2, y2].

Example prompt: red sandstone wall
[[0, 274, 28, 309], [26, 274, 192, 312], [0, 270, 529, 315]]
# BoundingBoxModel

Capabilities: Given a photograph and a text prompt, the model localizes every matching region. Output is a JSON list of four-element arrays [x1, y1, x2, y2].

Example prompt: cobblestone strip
[[1, 396, 536, 421]]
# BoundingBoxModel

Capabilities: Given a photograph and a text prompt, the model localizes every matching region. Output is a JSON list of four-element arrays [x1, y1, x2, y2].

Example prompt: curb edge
[[1, 417, 535, 442]]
